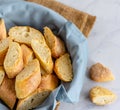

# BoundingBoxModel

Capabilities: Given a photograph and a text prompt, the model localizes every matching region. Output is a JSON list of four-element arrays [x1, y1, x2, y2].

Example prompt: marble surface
[[57, 0, 120, 110]]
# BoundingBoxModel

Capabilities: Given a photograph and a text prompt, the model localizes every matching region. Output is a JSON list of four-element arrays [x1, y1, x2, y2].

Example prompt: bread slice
[[31, 39, 53, 74], [16, 89, 51, 110], [4, 41, 23, 78], [15, 59, 41, 99], [44, 27, 66, 58], [89, 63, 115, 82], [38, 74, 59, 91], [89, 86, 117, 105], [8, 26, 45, 46], [40, 65, 48, 76], [54, 53, 73, 82], [0, 75, 16, 109], [0, 38, 10, 65], [0, 18, 7, 40], [0, 66, 5, 85], [21, 44, 34, 66]]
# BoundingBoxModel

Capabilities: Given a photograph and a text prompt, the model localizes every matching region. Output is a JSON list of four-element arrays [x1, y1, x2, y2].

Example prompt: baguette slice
[[21, 44, 34, 66], [31, 39, 53, 74], [89, 63, 115, 82], [0, 75, 16, 109], [4, 41, 23, 78], [16, 89, 51, 110], [38, 74, 59, 91], [0, 18, 7, 40], [0, 66, 5, 85], [8, 26, 45, 46], [15, 59, 41, 99], [0, 38, 10, 65], [40, 65, 48, 76], [44, 27, 66, 58], [89, 86, 117, 105], [54, 53, 73, 82]]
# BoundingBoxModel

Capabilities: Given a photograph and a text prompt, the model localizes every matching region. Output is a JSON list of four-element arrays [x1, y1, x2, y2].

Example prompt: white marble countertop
[[57, 0, 120, 110]]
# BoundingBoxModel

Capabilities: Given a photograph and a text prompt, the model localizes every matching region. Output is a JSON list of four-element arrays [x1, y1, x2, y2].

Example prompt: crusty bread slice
[[21, 44, 34, 66], [44, 27, 66, 58], [0, 38, 10, 65], [8, 26, 45, 46], [54, 53, 73, 82], [31, 39, 53, 74], [0, 18, 7, 40], [89, 63, 115, 82], [0, 75, 16, 109], [38, 74, 59, 91], [89, 86, 117, 105], [4, 41, 23, 78], [15, 59, 41, 99], [40, 65, 48, 76], [0, 66, 5, 85], [16, 89, 51, 110]]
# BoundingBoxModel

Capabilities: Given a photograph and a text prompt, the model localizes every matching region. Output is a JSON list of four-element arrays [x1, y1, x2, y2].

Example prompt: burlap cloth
[[26, 0, 96, 109]]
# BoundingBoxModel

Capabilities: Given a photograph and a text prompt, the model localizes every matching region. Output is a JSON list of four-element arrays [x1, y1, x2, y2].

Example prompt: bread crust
[[0, 19, 7, 40], [16, 89, 51, 110], [0, 75, 16, 109], [54, 53, 73, 82], [15, 59, 41, 99], [44, 27, 66, 58], [89, 86, 117, 105], [21, 44, 34, 66], [89, 63, 115, 82], [4, 42, 23, 78], [0, 66, 5, 85], [38, 74, 59, 91]]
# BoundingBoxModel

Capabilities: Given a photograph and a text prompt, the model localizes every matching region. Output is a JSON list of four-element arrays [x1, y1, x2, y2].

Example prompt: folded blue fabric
[[0, 1, 88, 110]]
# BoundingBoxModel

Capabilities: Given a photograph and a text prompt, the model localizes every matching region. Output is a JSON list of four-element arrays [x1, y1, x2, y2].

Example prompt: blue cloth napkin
[[0, 1, 88, 110]]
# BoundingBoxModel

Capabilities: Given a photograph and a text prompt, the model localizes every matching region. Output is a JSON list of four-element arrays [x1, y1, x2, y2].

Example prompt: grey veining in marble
[[57, 0, 120, 110]]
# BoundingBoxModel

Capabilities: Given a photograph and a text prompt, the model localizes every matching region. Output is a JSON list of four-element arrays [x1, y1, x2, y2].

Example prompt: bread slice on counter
[[8, 26, 45, 46], [31, 39, 53, 74], [44, 27, 66, 58], [0, 66, 5, 85], [15, 59, 41, 99], [4, 41, 23, 78], [0, 75, 16, 109], [0, 18, 7, 40], [16, 89, 51, 110], [0, 38, 10, 65], [89, 86, 117, 105], [54, 53, 73, 82], [38, 74, 59, 91], [89, 63, 115, 82], [21, 44, 34, 66]]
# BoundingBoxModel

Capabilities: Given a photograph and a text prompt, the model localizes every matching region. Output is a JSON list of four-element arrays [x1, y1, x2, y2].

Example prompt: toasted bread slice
[[31, 39, 53, 74], [0, 75, 16, 109], [0, 66, 5, 85], [15, 59, 41, 99], [89, 63, 115, 82], [40, 65, 48, 76], [38, 74, 59, 91], [16, 89, 51, 110], [89, 86, 117, 105], [54, 53, 73, 82], [0, 18, 7, 40], [4, 41, 23, 78], [0, 38, 10, 65], [8, 26, 45, 46], [21, 44, 34, 66], [44, 27, 66, 58]]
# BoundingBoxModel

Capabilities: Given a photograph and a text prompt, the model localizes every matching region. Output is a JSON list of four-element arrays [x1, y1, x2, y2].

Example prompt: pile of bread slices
[[0, 19, 73, 110]]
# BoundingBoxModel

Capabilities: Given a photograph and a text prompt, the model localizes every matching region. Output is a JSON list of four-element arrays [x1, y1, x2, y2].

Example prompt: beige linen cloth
[[27, 0, 96, 109]]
